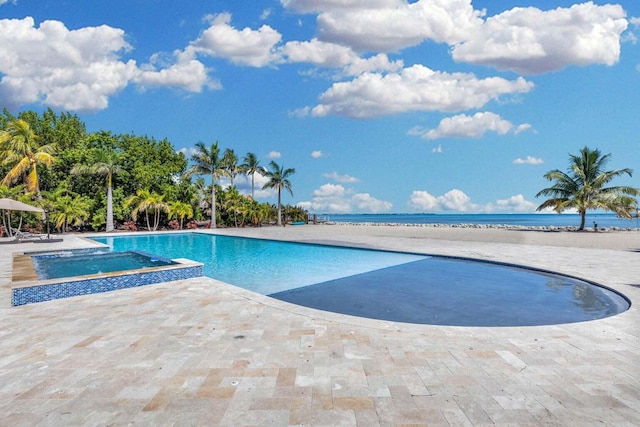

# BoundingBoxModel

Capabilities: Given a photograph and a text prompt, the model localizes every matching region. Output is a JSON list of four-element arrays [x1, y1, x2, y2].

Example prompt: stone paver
[[0, 227, 639, 426]]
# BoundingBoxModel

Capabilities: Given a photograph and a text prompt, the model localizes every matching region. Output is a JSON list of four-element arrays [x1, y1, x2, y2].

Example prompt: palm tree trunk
[[106, 183, 114, 232], [146, 211, 151, 231], [251, 173, 255, 199], [277, 189, 282, 226], [579, 211, 586, 231], [210, 177, 217, 228]]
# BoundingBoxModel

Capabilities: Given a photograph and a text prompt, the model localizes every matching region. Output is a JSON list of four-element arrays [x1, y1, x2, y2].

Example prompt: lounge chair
[[11, 228, 46, 241]]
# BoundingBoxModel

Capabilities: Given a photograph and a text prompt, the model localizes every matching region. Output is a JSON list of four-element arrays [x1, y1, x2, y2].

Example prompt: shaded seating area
[[11, 228, 47, 241]]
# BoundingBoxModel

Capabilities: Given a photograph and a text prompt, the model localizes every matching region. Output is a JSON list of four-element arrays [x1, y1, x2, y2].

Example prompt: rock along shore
[[328, 221, 636, 232]]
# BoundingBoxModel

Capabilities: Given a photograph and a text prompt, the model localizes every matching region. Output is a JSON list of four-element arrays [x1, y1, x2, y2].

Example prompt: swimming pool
[[92, 233, 630, 326], [93, 233, 424, 295], [33, 250, 177, 279]]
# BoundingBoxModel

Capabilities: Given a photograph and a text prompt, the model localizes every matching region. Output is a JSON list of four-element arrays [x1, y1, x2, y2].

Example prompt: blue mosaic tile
[[13, 265, 203, 306]]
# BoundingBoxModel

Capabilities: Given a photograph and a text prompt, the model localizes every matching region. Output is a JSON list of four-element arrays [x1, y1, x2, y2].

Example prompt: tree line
[[0, 108, 307, 235]]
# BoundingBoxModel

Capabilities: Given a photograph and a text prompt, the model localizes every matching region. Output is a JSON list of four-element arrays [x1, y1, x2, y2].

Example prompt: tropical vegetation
[[536, 146, 639, 230], [0, 108, 306, 236]]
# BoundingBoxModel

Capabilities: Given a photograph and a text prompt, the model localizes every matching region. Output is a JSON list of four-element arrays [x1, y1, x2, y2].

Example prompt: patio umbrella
[[0, 198, 45, 238], [0, 198, 44, 213]]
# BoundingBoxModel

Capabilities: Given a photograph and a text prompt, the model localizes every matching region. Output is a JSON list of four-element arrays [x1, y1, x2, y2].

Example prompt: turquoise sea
[[320, 213, 640, 229]]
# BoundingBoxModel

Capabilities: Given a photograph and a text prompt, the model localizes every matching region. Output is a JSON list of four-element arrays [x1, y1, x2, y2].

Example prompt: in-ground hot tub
[[11, 248, 203, 306]]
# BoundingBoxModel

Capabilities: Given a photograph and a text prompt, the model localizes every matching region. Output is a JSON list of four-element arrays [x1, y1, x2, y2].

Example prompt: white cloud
[[416, 112, 530, 140], [0, 17, 214, 111], [309, 65, 533, 119], [298, 183, 391, 213], [490, 194, 537, 213], [352, 193, 392, 213], [0, 17, 137, 111], [135, 47, 217, 92], [268, 151, 281, 159], [432, 144, 443, 154], [408, 189, 537, 213], [281, 38, 357, 68], [314, 0, 483, 52], [323, 172, 359, 183], [311, 150, 323, 158], [280, 39, 402, 75], [514, 123, 532, 135], [513, 156, 544, 165], [340, 53, 403, 76], [231, 173, 275, 198], [438, 189, 475, 211], [452, 3, 628, 74], [178, 147, 198, 156], [193, 13, 282, 67], [260, 9, 273, 20]]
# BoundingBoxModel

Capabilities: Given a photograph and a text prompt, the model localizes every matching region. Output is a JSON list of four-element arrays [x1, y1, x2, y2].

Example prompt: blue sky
[[1, 0, 639, 214]]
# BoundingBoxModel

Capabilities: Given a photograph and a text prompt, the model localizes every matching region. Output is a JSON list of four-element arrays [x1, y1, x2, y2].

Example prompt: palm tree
[[185, 142, 228, 228], [50, 194, 91, 233], [262, 161, 295, 226], [125, 189, 169, 231], [71, 149, 122, 232], [536, 147, 639, 230], [0, 119, 56, 197], [241, 152, 264, 199], [222, 148, 241, 187], [168, 201, 193, 229]]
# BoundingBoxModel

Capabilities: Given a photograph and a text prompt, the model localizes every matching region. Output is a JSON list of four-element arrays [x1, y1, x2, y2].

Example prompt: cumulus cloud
[[229, 173, 275, 198], [452, 2, 628, 74], [414, 112, 531, 140], [193, 13, 282, 67], [135, 47, 218, 92], [308, 65, 532, 118], [298, 183, 391, 213], [314, 0, 483, 52], [513, 156, 544, 165], [408, 189, 537, 213], [352, 193, 393, 212], [491, 194, 537, 213], [0, 17, 213, 111], [311, 150, 323, 158], [281, 38, 357, 68], [281, 39, 402, 75], [0, 17, 136, 111], [268, 151, 282, 158], [432, 144, 443, 154], [323, 172, 359, 183]]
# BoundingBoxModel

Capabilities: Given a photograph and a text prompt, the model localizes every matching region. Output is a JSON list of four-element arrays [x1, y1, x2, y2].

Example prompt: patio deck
[[1, 227, 638, 426]]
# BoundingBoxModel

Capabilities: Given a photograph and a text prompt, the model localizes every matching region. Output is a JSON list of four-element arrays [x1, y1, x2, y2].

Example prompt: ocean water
[[319, 213, 640, 229]]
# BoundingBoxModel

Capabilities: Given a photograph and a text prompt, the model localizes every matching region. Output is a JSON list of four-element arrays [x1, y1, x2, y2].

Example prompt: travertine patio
[[1, 226, 638, 426]]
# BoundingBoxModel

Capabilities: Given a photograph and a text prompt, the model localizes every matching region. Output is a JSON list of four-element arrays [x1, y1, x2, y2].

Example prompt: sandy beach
[[213, 222, 640, 251], [1, 225, 639, 425]]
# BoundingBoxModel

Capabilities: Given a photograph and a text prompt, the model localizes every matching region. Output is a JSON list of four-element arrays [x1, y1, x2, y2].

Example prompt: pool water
[[271, 257, 629, 326], [92, 233, 630, 326], [33, 250, 177, 280], [93, 233, 425, 295]]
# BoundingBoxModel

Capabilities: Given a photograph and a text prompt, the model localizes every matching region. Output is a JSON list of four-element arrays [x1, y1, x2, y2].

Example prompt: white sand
[[214, 223, 640, 251]]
